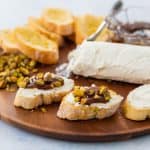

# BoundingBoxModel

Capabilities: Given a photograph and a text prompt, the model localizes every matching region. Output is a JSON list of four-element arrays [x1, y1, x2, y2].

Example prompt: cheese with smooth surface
[[68, 41, 150, 84]]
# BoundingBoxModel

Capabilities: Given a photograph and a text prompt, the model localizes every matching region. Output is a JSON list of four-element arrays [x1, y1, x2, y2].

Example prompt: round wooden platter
[[0, 42, 150, 142]]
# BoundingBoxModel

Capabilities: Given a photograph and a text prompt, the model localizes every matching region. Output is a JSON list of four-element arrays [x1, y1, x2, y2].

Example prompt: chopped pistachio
[[12, 71, 19, 77], [56, 77, 64, 82], [17, 77, 28, 88], [94, 94, 100, 99], [86, 89, 95, 96], [99, 86, 107, 95], [0, 71, 9, 77], [52, 81, 63, 87], [20, 62, 26, 67], [80, 98, 87, 104], [50, 84, 54, 88], [0, 80, 6, 88], [32, 68, 38, 73], [0, 53, 39, 90], [73, 86, 85, 97], [40, 107, 47, 113], [35, 79, 44, 85], [36, 73, 44, 79], [10, 76, 18, 82], [23, 58, 29, 64], [74, 97, 80, 102], [29, 60, 36, 68], [103, 91, 111, 101], [94, 107, 100, 112], [6, 77, 11, 82], [9, 62, 16, 69], [20, 67, 29, 75], [44, 72, 52, 81]]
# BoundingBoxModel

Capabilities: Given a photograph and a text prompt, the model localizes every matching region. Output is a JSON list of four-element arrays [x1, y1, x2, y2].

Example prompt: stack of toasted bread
[[0, 8, 113, 64]]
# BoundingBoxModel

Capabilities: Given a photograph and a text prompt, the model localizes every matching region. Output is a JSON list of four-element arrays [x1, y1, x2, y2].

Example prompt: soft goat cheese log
[[14, 77, 74, 109], [68, 41, 150, 84], [124, 84, 150, 121]]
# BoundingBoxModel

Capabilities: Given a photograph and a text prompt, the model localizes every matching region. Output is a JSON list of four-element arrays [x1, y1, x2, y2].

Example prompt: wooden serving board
[[0, 42, 150, 142]]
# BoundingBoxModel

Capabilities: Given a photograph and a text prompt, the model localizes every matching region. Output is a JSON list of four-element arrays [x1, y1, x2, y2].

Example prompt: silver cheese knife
[[86, 0, 123, 41]]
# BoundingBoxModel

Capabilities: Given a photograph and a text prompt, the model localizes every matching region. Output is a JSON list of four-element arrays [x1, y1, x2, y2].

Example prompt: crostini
[[124, 84, 150, 121], [27, 17, 64, 46], [14, 27, 59, 64], [0, 30, 19, 53], [57, 85, 123, 120], [14, 72, 74, 109], [41, 8, 74, 36]]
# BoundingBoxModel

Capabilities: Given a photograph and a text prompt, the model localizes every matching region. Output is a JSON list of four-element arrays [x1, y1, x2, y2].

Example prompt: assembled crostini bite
[[14, 72, 74, 109], [57, 85, 123, 120]]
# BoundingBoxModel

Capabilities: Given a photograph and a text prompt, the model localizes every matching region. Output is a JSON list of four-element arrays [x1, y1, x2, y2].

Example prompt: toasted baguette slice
[[27, 17, 64, 46], [75, 14, 114, 44], [14, 76, 74, 109], [14, 27, 59, 64], [41, 8, 74, 36], [0, 30, 19, 53], [57, 90, 123, 120], [124, 84, 150, 121]]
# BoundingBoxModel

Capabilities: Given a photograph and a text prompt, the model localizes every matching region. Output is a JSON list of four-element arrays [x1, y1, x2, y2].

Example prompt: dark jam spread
[[73, 86, 111, 105], [110, 21, 150, 46], [121, 22, 150, 33], [27, 72, 64, 89]]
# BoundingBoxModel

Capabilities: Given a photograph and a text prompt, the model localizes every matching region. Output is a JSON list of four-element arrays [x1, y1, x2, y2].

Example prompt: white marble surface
[[0, 121, 150, 150], [0, 0, 149, 149]]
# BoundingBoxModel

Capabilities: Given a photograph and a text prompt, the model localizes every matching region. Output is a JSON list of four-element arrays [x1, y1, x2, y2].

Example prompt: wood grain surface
[[0, 42, 149, 142]]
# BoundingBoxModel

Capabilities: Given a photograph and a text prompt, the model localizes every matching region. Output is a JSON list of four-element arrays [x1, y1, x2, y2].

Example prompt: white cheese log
[[68, 41, 150, 84]]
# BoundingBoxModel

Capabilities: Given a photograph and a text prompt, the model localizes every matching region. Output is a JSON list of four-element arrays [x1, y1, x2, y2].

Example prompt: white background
[[0, 0, 150, 150], [0, 0, 150, 29]]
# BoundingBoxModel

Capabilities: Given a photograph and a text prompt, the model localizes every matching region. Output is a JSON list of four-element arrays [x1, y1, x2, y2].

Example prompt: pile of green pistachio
[[0, 53, 38, 91]]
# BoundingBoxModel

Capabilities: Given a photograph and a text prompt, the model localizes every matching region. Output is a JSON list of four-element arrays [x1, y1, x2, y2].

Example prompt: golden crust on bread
[[27, 17, 64, 46], [123, 100, 150, 121], [41, 8, 74, 35], [0, 30, 19, 53], [14, 27, 59, 64]]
